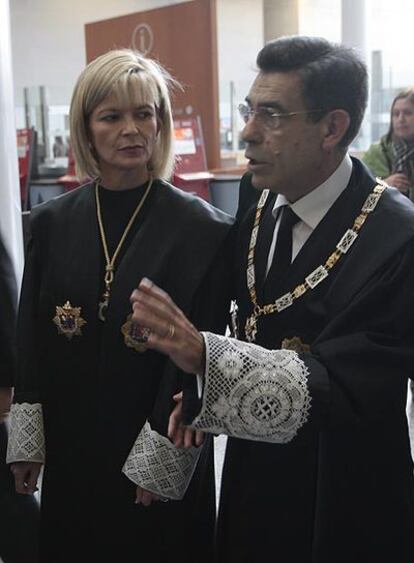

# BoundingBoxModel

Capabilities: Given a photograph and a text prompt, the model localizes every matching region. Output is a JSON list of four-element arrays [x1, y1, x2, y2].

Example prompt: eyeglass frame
[[238, 102, 326, 129]]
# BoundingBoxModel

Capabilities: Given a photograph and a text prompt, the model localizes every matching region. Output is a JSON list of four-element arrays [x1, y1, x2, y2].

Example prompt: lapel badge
[[121, 314, 151, 353], [53, 301, 86, 340], [281, 336, 310, 354]]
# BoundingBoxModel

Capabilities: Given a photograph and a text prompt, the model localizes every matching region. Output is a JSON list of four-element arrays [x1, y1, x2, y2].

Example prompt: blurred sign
[[173, 116, 212, 201], [17, 128, 33, 207]]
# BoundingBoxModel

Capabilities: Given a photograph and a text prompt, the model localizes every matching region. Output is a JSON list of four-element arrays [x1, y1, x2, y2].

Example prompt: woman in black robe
[[7, 49, 233, 563]]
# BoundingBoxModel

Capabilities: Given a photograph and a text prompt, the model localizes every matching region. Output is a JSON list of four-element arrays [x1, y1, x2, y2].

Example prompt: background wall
[[10, 0, 188, 107], [9, 0, 263, 165], [216, 0, 263, 153]]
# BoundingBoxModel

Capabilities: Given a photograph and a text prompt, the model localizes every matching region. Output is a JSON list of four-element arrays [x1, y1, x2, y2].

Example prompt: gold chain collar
[[95, 177, 153, 321], [244, 178, 388, 342]]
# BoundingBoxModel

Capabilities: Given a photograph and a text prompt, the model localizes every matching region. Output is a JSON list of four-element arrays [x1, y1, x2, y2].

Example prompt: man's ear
[[321, 109, 351, 151]]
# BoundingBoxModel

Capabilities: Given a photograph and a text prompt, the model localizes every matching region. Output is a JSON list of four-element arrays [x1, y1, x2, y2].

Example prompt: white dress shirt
[[266, 154, 353, 275]]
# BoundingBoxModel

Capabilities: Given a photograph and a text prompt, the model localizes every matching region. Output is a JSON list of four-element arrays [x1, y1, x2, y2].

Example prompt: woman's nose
[[122, 115, 140, 134]]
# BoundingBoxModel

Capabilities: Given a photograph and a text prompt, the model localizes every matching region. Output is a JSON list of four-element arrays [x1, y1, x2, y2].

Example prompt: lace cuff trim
[[191, 332, 311, 443], [6, 402, 46, 463], [122, 421, 202, 500]]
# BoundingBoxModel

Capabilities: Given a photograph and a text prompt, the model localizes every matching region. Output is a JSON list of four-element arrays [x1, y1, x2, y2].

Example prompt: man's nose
[[240, 116, 262, 144]]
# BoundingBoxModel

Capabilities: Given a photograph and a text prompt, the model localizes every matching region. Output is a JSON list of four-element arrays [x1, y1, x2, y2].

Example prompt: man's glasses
[[238, 103, 324, 129]]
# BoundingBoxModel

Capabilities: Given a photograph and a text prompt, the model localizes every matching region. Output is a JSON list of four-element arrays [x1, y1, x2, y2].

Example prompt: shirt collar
[[272, 154, 353, 229]]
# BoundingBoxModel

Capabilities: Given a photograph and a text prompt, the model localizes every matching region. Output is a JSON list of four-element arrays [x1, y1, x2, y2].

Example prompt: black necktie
[[264, 205, 300, 298], [255, 201, 277, 294]]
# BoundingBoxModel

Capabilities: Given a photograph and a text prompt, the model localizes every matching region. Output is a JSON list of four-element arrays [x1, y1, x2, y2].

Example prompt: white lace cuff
[[191, 332, 311, 443], [6, 402, 46, 463], [122, 421, 202, 500]]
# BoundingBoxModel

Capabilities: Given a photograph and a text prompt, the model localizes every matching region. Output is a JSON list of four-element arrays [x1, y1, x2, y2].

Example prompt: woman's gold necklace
[[95, 177, 153, 321]]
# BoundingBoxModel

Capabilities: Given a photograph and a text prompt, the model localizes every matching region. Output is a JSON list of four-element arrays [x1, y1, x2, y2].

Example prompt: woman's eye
[[101, 114, 118, 121], [136, 110, 153, 119]]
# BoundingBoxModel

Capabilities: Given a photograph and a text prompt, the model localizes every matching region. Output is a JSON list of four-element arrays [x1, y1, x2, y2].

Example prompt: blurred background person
[[52, 135, 67, 158], [363, 87, 414, 199], [7, 49, 233, 563]]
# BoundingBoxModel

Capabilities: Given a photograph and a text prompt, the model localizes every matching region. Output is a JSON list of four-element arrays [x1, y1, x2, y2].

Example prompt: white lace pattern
[[122, 421, 202, 500], [6, 402, 45, 463], [191, 332, 311, 443]]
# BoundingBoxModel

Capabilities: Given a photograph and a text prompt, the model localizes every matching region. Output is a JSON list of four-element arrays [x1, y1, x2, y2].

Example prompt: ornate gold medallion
[[121, 314, 151, 353], [281, 336, 310, 354], [53, 301, 86, 340]]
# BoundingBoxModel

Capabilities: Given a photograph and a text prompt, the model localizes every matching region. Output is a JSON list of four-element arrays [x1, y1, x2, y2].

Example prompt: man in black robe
[[0, 233, 39, 563], [130, 36, 414, 563]]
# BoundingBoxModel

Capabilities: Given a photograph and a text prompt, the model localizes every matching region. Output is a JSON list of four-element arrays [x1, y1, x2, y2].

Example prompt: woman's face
[[392, 97, 414, 142], [88, 92, 159, 186]]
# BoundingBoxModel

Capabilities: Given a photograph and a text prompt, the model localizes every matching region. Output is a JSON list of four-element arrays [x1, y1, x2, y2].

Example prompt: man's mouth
[[246, 156, 267, 169]]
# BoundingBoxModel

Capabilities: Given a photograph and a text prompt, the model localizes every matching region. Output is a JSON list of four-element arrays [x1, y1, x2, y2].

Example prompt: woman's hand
[[135, 486, 174, 506], [10, 461, 42, 494], [135, 486, 160, 506]]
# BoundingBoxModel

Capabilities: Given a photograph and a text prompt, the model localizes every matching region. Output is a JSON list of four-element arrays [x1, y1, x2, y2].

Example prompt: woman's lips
[[118, 145, 144, 155]]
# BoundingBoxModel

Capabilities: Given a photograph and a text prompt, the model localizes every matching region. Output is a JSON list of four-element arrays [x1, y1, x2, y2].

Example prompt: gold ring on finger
[[165, 324, 175, 339]]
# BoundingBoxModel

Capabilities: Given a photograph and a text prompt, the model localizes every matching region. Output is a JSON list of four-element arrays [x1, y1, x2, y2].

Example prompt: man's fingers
[[131, 279, 188, 331], [130, 280, 205, 374], [173, 425, 185, 448], [183, 427, 205, 449], [139, 277, 174, 304], [168, 396, 183, 440], [195, 430, 205, 447], [184, 427, 197, 449], [131, 278, 177, 317], [131, 300, 180, 350], [168, 392, 204, 447]]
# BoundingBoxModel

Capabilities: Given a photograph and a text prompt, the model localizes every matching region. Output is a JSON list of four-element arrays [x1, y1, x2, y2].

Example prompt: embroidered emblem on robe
[[281, 336, 310, 354], [121, 314, 150, 353], [52, 301, 86, 339]]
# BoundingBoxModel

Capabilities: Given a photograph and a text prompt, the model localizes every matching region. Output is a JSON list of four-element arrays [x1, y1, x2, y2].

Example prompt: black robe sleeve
[[0, 235, 17, 388], [13, 225, 43, 404], [190, 237, 414, 443], [6, 211, 47, 464]]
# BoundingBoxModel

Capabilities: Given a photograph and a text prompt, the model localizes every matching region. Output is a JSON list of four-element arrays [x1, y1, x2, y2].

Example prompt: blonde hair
[[69, 49, 179, 181]]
